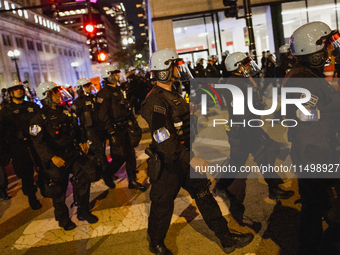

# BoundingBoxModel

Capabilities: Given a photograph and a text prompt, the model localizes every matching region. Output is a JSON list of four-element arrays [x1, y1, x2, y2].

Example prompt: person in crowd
[[141, 48, 254, 255], [283, 21, 340, 255], [97, 65, 146, 192], [0, 80, 42, 209], [30, 81, 98, 230], [215, 52, 294, 201], [72, 78, 116, 189]]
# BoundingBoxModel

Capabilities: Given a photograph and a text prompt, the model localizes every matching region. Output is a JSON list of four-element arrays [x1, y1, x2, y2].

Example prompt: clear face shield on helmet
[[316, 30, 340, 57], [170, 59, 194, 82], [238, 57, 261, 77], [50, 86, 73, 105], [82, 83, 97, 96]]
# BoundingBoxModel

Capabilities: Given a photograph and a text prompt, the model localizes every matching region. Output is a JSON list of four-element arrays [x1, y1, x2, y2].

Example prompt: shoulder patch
[[41, 114, 46, 120], [86, 101, 92, 106], [71, 104, 77, 110], [301, 93, 318, 107], [172, 99, 181, 106], [13, 109, 19, 114], [29, 125, 41, 136], [153, 127, 170, 143], [97, 97, 103, 104], [27, 107, 34, 113], [154, 105, 166, 115], [63, 110, 71, 117]]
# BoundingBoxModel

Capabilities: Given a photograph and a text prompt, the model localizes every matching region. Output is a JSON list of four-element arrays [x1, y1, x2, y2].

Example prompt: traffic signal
[[85, 23, 95, 34], [223, 0, 238, 18], [98, 51, 107, 62]]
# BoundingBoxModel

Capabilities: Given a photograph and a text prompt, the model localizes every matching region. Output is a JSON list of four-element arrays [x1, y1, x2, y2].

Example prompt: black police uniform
[[97, 84, 145, 190], [0, 134, 10, 200], [283, 64, 340, 255], [216, 75, 292, 198], [30, 105, 96, 227], [262, 57, 276, 94], [0, 101, 42, 208], [141, 85, 248, 251], [72, 93, 114, 187], [206, 62, 221, 78], [194, 63, 206, 78]]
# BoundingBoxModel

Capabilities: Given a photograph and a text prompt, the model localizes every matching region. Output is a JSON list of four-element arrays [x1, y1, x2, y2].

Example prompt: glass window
[[44, 44, 50, 53], [307, 0, 336, 29]]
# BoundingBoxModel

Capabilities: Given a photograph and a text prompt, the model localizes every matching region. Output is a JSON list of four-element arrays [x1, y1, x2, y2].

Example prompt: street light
[[71, 62, 79, 79], [7, 49, 21, 82]]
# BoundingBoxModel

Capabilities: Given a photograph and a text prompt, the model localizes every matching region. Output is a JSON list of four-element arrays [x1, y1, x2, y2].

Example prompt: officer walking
[[142, 49, 254, 255], [0, 80, 42, 209], [215, 52, 294, 200], [30, 81, 98, 230], [194, 58, 206, 78], [72, 78, 116, 189], [283, 21, 340, 255], [97, 65, 146, 192]]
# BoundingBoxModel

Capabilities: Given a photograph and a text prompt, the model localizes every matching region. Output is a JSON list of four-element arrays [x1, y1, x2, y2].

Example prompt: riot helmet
[[225, 52, 260, 77], [290, 21, 340, 68], [76, 78, 97, 96], [150, 48, 193, 83], [101, 64, 121, 84], [36, 81, 72, 106], [7, 80, 26, 100]]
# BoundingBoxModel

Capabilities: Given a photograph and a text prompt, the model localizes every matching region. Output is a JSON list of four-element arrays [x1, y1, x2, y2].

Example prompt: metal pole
[[243, 0, 257, 62], [13, 58, 21, 82], [216, 12, 223, 57]]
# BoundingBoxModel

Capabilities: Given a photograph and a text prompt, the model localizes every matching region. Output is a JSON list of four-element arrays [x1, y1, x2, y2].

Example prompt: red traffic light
[[98, 52, 107, 62], [85, 24, 95, 33]]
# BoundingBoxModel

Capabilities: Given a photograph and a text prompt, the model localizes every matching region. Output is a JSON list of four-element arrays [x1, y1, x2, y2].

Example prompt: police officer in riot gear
[[215, 52, 294, 200], [277, 45, 295, 78], [194, 58, 206, 78], [97, 65, 146, 192], [0, 80, 42, 209], [142, 49, 254, 255], [72, 78, 116, 188], [206, 55, 222, 78], [283, 21, 340, 255], [30, 81, 98, 231]]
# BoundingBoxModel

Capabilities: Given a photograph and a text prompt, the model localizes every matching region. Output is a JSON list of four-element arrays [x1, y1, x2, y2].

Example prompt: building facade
[[0, 0, 92, 90], [148, 0, 340, 65]]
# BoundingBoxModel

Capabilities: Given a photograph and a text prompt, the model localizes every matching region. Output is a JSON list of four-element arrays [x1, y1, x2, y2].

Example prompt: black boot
[[128, 179, 147, 192], [103, 173, 116, 189], [28, 195, 42, 210], [221, 231, 254, 254], [77, 210, 99, 224], [59, 218, 76, 231], [149, 243, 172, 255], [269, 187, 294, 200], [0, 190, 11, 200]]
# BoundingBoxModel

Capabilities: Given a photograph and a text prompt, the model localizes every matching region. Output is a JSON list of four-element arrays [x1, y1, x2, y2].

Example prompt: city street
[[0, 108, 308, 255]]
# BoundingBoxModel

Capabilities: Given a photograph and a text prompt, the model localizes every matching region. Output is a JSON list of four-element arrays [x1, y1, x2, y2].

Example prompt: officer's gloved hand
[[79, 143, 89, 154], [52, 156, 65, 168]]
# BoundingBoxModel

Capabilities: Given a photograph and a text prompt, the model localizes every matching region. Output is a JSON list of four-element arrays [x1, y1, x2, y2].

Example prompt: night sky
[[97, 0, 144, 39]]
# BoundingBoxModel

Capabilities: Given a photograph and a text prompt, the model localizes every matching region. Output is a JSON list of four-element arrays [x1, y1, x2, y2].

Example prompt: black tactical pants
[[86, 127, 112, 177], [219, 127, 282, 190], [0, 166, 8, 191], [148, 149, 230, 246], [290, 144, 340, 255], [46, 151, 93, 221], [10, 143, 40, 198], [109, 127, 137, 181]]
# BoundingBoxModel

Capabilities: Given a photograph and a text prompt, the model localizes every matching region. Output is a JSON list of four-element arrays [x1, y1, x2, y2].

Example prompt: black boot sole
[[223, 233, 254, 254]]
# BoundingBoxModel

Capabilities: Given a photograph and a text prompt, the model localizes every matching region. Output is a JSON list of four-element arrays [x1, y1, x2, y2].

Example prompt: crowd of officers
[[0, 20, 340, 255], [0, 67, 151, 230]]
